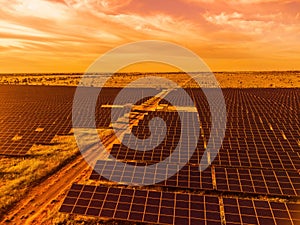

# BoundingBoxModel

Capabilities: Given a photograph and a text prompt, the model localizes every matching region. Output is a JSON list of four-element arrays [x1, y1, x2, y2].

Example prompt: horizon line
[[0, 70, 299, 75]]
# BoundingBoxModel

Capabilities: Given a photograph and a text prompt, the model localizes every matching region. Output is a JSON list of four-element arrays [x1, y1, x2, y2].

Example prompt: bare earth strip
[[6, 153, 91, 225]]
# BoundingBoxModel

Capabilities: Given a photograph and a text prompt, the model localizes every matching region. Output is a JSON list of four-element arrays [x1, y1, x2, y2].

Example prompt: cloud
[[65, 0, 132, 12], [227, 0, 298, 3], [227, 0, 281, 3], [0, 21, 54, 38], [0, 0, 299, 72], [0, 0, 201, 67], [181, 0, 215, 3], [204, 12, 277, 34], [204, 12, 243, 25], [182, 0, 293, 4], [107, 13, 198, 39], [0, 0, 69, 20], [63, 0, 201, 41]]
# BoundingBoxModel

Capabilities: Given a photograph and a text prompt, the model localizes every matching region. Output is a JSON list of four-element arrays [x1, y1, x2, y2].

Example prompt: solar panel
[[109, 143, 205, 165], [215, 166, 300, 196], [90, 160, 213, 190], [223, 197, 300, 225], [60, 184, 221, 225]]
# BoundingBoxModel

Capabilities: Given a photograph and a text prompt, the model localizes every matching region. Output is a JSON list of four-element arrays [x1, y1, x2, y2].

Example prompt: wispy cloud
[[203, 12, 276, 35], [65, 0, 133, 12]]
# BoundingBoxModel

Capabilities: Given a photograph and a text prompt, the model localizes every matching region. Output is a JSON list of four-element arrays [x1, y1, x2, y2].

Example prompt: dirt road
[[2, 147, 94, 224]]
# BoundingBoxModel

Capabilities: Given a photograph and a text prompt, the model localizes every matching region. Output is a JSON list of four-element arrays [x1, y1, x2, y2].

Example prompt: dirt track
[[2, 148, 93, 224]]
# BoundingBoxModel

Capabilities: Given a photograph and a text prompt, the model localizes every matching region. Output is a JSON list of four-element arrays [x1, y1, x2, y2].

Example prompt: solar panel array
[[0, 85, 159, 156], [0, 86, 74, 155], [4, 86, 297, 224], [110, 111, 204, 165]]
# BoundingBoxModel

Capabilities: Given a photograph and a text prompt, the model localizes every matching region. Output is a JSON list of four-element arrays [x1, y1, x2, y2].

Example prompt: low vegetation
[[0, 71, 299, 88], [0, 135, 79, 218], [43, 213, 141, 225]]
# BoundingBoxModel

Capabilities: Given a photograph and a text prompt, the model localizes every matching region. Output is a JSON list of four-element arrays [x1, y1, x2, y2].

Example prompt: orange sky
[[0, 0, 299, 73]]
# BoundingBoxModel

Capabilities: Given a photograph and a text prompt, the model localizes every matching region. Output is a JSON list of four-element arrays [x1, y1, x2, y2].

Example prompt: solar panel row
[[90, 160, 300, 197], [90, 160, 213, 190], [215, 167, 300, 196], [60, 184, 300, 225], [223, 197, 300, 225], [60, 184, 221, 225]]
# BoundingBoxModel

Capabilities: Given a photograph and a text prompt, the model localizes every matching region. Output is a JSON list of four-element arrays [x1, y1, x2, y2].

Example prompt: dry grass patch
[[1, 71, 299, 88], [0, 135, 79, 217]]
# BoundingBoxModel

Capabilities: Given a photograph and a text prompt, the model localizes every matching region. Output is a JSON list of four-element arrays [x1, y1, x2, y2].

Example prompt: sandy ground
[[0, 71, 299, 88]]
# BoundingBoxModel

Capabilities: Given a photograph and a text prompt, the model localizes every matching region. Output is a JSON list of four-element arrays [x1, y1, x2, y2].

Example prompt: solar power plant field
[[59, 87, 300, 225], [1, 85, 299, 224]]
